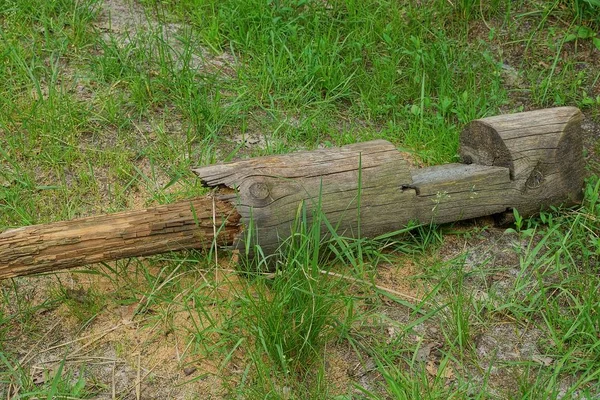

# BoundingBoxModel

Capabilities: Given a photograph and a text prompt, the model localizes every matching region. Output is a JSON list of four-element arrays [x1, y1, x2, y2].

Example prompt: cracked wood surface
[[0, 198, 241, 279], [194, 107, 584, 253], [194, 140, 417, 254], [459, 106, 584, 220]]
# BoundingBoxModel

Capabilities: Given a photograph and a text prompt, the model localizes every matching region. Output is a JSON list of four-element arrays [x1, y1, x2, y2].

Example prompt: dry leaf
[[31, 365, 60, 385], [532, 355, 553, 366], [416, 343, 435, 362], [426, 360, 438, 376], [426, 360, 455, 380], [386, 326, 397, 343], [31, 369, 47, 385], [442, 365, 455, 379]]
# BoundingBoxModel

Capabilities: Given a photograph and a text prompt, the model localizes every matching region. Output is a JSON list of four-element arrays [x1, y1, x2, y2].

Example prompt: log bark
[[0, 198, 241, 279]]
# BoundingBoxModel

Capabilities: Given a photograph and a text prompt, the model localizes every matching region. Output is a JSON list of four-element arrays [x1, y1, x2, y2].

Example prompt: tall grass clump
[[239, 206, 344, 375], [562, 0, 600, 24], [0, 353, 93, 399], [141, 0, 507, 162], [499, 176, 600, 396]]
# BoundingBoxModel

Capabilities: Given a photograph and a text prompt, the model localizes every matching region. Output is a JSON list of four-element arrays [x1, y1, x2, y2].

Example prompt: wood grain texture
[[193, 108, 585, 252], [0, 198, 241, 279], [411, 164, 513, 223], [193, 140, 417, 253], [459, 106, 584, 218]]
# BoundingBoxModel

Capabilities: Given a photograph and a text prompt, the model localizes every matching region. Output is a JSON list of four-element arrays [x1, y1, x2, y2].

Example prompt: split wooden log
[[195, 106, 584, 253], [0, 107, 585, 279]]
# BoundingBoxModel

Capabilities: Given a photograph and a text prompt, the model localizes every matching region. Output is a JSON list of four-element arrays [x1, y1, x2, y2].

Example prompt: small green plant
[[0, 353, 93, 399], [240, 207, 345, 374], [564, 24, 600, 50], [505, 207, 536, 236]]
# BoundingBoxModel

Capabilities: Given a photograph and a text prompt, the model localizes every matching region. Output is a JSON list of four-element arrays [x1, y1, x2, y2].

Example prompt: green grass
[[498, 178, 600, 398], [146, 0, 510, 163], [1, 0, 600, 398], [0, 351, 92, 399]]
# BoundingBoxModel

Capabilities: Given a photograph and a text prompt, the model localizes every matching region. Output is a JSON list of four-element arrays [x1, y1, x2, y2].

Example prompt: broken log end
[[460, 106, 584, 218]]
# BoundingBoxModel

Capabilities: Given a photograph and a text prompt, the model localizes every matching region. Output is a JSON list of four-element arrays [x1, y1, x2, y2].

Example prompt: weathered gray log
[[0, 107, 585, 279], [194, 140, 416, 254], [194, 106, 584, 253], [459, 106, 584, 221]]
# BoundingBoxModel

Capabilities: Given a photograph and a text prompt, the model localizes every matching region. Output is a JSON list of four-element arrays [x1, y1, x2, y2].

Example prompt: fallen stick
[[0, 107, 585, 279]]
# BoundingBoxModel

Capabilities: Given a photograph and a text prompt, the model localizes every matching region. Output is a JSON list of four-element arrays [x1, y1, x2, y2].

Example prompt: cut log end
[[459, 106, 585, 217], [460, 121, 515, 177]]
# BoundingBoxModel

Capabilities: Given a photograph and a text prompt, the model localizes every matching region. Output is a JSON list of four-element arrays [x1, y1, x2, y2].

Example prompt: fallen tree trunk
[[0, 107, 585, 279]]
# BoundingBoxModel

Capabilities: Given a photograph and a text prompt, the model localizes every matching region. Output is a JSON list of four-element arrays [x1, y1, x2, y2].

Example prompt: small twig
[[8, 381, 17, 400], [318, 269, 430, 307], [18, 319, 62, 367], [136, 353, 141, 400], [137, 270, 187, 314], [175, 331, 181, 364], [37, 319, 143, 356], [112, 359, 116, 400], [480, 0, 492, 31], [67, 327, 126, 360], [180, 337, 195, 365], [35, 356, 122, 365], [120, 360, 160, 399]]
